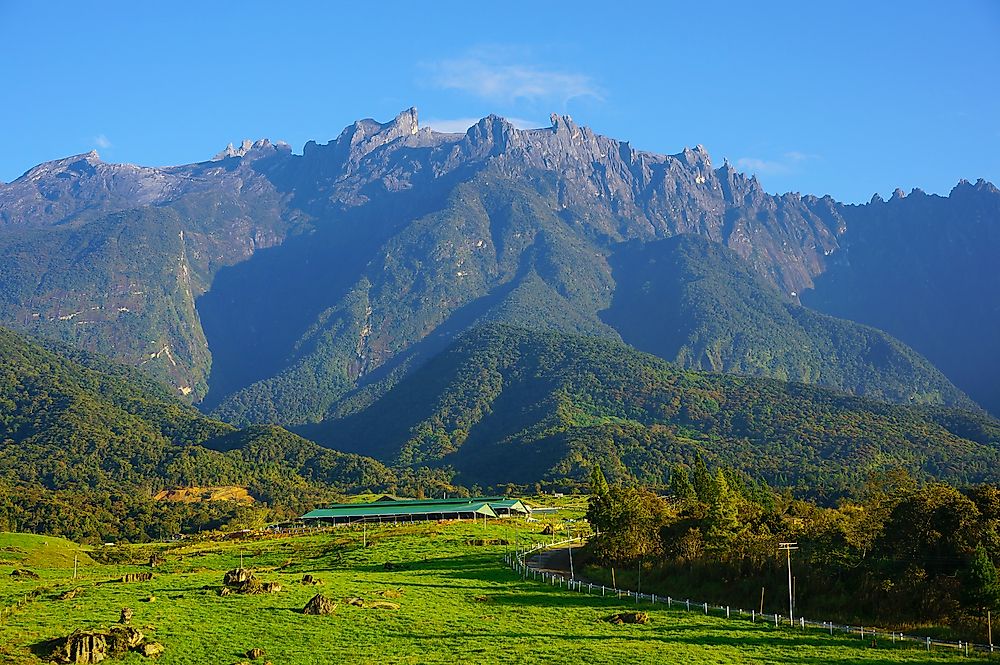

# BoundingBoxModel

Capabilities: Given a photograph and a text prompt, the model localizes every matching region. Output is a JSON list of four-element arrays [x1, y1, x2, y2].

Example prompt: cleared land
[[0, 515, 991, 664]]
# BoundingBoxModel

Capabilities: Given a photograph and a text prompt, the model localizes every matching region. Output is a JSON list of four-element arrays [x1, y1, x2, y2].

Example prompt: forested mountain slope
[[603, 234, 972, 408], [314, 325, 1000, 495], [806, 181, 1000, 416], [0, 326, 392, 496]]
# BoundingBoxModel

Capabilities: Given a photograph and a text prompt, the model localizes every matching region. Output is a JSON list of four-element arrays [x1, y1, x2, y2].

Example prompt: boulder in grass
[[59, 587, 83, 601], [302, 593, 337, 615], [50, 629, 108, 664], [366, 601, 400, 610], [106, 625, 145, 653], [50, 625, 152, 663], [245, 647, 266, 660], [141, 642, 165, 658], [300, 574, 322, 585], [10, 568, 40, 580], [223, 568, 254, 587], [119, 607, 133, 625], [261, 582, 282, 594], [607, 611, 650, 625]]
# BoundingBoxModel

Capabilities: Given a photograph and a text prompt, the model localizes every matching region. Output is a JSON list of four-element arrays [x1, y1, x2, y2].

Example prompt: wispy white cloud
[[736, 151, 816, 175], [93, 134, 112, 149], [424, 51, 602, 105], [423, 116, 542, 133]]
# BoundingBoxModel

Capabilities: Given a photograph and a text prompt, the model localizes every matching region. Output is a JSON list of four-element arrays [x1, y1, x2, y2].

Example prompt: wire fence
[[505, 540, 998, 658], [0, 587, 46, 625]]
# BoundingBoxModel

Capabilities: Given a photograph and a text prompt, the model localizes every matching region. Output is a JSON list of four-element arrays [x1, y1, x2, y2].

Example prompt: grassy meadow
[[0, 506, 993, 664]]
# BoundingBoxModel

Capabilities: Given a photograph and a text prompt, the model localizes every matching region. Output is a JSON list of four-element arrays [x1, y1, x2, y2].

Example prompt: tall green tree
[[669, 465, 697, 506], [706, 469, 741, 544], [587, 464, 613, 533], [963, 544, 1000, 616], [692, 455, 715, 504]]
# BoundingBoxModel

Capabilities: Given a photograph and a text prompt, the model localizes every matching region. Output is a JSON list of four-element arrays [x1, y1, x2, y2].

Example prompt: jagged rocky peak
[[678, 144, 712, 169], [19, 150, 103, 181], [340, 107, 419, 148], [952, 178, 1000, 197], [304, 107, 422, 166], [463, 114, 518, 149], [211, 138, 284, 161]]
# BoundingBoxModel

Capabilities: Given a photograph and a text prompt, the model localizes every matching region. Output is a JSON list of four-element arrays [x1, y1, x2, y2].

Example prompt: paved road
[[527, 545, 580, 577]]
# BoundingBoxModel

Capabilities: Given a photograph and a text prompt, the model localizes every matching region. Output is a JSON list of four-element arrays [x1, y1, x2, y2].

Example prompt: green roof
[[302, 501, 498, 521], [316, 496, 520, 510], [483, 499, 530, 513]]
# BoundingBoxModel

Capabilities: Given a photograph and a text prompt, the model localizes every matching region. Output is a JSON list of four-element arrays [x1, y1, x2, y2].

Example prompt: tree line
[[586, 462, 1000, 641]]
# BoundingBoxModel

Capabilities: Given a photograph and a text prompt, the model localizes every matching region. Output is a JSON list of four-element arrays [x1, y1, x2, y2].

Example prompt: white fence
[[505, 540, 997, 658]]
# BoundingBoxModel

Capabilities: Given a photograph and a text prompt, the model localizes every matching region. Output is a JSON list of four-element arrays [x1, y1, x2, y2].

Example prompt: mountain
[[602, 234, 973, 408], [312, 325, 1000, 494], [0, 109, 995, 425], [0, 325, 393, 496], [805, 181, 1000, 416]]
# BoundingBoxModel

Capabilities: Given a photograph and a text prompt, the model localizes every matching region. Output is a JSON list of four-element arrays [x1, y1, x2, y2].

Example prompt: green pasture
[[0, 516, 991, 664]]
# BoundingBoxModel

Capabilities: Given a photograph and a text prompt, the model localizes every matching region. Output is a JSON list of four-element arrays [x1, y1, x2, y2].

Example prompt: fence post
[[704, 602, 708, 615], [800, 617, 804, 629], [726, 606, 730, 619], [775, 613, 779, 627], [667, 596, 671, 608], [652, 594, 655, 604], [602, 585, 605, 597], [829, 622, 833, 636], [926, 637, 931, 652], [686, 599, 690, 611], [752, 610, 755, 623]]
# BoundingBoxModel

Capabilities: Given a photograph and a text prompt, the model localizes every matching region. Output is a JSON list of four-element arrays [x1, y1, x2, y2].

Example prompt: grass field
[[0, 511, 993, 664]]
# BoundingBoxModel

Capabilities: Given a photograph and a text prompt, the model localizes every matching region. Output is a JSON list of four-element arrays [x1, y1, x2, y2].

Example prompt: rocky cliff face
[[0, 109, 993, 421]]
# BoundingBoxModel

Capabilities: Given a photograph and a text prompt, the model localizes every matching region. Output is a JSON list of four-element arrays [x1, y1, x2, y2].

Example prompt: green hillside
[[0, 326, 393, 541], [316, 325, 1000, 495]]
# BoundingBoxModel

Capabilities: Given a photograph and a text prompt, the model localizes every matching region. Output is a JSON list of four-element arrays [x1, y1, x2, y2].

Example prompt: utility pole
[[566, 523, 574, 580], [778, 543, 798, 623]]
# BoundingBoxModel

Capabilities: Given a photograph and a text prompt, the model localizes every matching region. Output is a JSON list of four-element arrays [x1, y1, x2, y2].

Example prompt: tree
[[963, 544, 1000, 616], [692, 455, 715, 505], [706, 469, 740, 544], [668, 465, 696, 506], [587, 464, 613, 533]]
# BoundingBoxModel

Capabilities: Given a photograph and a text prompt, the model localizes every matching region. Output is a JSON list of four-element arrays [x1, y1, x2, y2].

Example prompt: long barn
[[300, 497, 529, 525]]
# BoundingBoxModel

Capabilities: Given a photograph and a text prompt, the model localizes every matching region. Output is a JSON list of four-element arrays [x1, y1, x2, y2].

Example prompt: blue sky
[[1, 1, 997, 202]]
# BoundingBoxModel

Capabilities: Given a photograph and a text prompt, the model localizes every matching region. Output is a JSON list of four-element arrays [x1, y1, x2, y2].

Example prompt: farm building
[[300, 497, 530, 525], [476, 498, 531, 517]]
